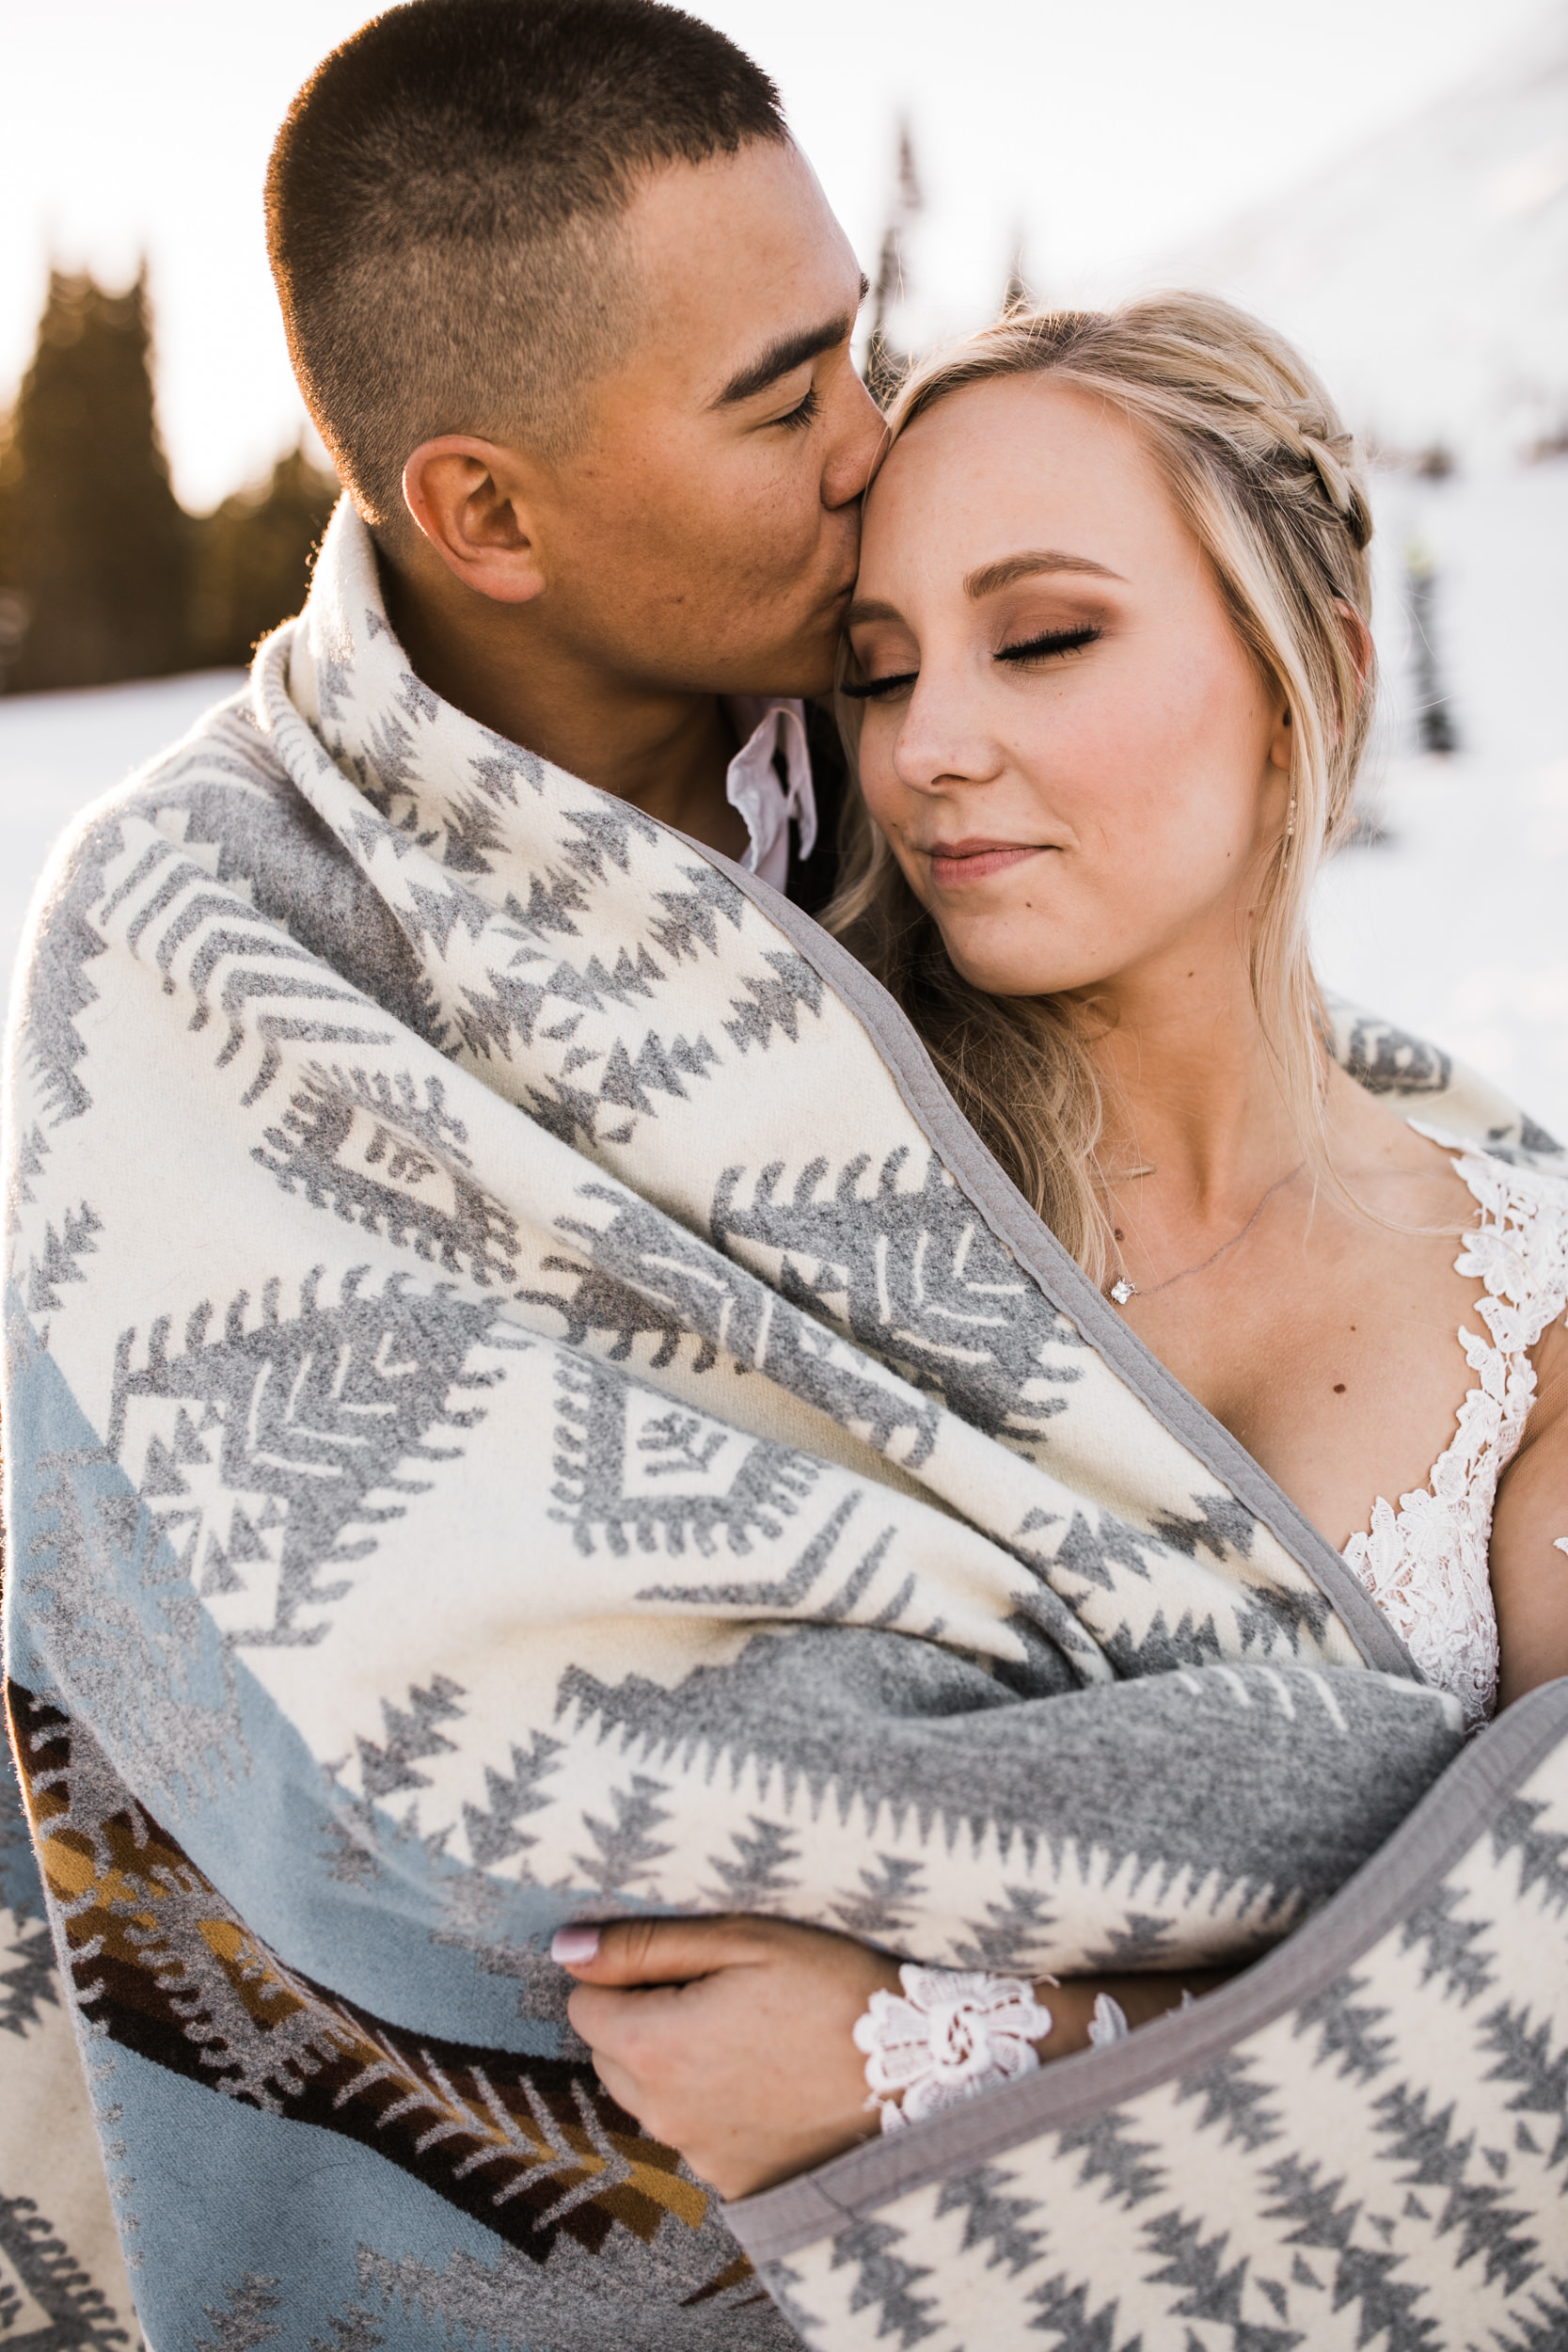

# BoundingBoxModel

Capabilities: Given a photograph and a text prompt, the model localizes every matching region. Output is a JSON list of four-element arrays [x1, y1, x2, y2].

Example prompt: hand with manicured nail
[[552, 1915, 899, 2198], [548, 1925, 603, 1965], [550, 1914, 1227, 2201]]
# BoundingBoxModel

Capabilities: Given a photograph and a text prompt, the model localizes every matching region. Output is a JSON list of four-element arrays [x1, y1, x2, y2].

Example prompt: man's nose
[[822, 367, 887, 512]]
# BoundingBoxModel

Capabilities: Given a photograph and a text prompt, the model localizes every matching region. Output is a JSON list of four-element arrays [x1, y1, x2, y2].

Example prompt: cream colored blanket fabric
[[4, 500, 1535, 2348]]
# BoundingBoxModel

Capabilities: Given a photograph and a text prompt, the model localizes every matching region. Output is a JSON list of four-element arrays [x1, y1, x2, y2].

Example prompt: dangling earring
[[1285, 794, 1297, 843]]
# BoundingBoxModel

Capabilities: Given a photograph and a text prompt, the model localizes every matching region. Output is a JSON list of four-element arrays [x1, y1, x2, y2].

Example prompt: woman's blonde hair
[[825, 291, 1375, 1287]]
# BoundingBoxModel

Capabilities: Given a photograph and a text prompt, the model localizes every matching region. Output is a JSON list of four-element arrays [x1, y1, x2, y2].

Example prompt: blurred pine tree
[[1, 267, 191, 691], [0, 415, 23, 687], [0, 268, 341, 694], [864, 122, 923, 410], [190, 443, 339, 670]]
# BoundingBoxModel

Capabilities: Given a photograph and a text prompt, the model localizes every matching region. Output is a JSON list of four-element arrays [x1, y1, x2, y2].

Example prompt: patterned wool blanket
[[1, 499, 1557, 2350]]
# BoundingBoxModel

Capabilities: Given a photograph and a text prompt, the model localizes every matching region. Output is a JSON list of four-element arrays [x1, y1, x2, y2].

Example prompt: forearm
[[1034, 1966, 1233, 2060], [560, 1915, 1237, 2201]]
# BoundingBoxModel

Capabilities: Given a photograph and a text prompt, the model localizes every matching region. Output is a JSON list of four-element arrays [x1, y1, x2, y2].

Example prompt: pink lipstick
[[927, 839, 1045, 887]]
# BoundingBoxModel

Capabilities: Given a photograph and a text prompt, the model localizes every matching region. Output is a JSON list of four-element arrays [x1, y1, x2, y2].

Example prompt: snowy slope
[[1, 457, 1564, 1137], [0, 670, 244, 1018], [1312, 456, 1568, 1140], [1139, 5, 1568, 463]]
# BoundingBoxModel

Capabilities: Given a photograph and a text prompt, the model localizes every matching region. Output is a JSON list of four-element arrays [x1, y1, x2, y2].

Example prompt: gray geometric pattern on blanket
[[729, 1681, 1568, 2350], [15, 750, 451, 1134], [1323, 995, 1563, 1161], [254, 1061, 524, 1286], [4, 498, 1537, 2351], [21, 1265, 526, 1809], [708, 1149, 1088, 1446]]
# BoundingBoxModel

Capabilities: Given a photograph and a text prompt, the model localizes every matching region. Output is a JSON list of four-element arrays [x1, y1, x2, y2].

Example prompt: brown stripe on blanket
[[8, 1685, 746, 2288]]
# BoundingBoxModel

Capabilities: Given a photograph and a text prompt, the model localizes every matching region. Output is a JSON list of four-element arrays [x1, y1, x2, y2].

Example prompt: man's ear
[[402, 436, 548, 605]]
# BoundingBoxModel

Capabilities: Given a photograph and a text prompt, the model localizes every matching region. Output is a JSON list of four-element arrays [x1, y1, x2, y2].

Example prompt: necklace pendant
[[1109, 1279, 1135, 1306]]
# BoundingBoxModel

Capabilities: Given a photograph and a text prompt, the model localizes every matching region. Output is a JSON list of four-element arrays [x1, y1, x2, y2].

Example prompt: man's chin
[[721, 631, 842, 704]]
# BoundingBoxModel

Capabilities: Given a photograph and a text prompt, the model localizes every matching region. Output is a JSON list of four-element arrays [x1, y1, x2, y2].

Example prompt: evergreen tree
[[190, 441, 340, 669], [864, 121, 924, 410], [3, 266, 191, 691], [1406, 540, 1459, 755], [0, 267, 341, 694], [0, 418, 24, 690]]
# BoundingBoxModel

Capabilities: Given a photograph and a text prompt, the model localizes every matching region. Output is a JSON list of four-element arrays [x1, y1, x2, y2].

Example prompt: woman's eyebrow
[[844, 596, 903, 628], [963, 550, 1126, 596]]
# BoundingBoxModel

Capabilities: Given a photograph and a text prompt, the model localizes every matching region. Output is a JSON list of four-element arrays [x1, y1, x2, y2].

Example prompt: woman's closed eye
[[995, 623, 1102, 667], [841, 664, 917, 702], [843, 622, 1102, 702]]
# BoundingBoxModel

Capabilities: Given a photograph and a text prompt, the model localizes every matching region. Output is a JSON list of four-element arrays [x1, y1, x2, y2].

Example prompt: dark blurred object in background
[[0, 269, 189, 693], [0, 268, 337, 695], [863, 121, 923, 410], [1406, 540, 1460, 756], [189, 443, 339, 671]]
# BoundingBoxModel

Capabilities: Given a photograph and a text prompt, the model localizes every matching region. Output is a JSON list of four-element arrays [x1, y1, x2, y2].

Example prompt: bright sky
[[2, 0, 1552, 509]]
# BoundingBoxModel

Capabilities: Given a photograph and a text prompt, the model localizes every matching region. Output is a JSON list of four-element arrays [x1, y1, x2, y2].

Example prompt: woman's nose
[[892, 677, 1001, 793]]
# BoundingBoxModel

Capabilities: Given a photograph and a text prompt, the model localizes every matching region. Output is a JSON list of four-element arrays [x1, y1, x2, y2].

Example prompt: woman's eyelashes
[[995, 623, 1102, 666], [843, 622, 1103, 701], [841, 665, 917, 702]]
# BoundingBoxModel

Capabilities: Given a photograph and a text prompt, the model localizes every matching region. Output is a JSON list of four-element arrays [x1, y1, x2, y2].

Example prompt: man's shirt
[[724, 696, 816, 893], [724, 693, 847, 917]]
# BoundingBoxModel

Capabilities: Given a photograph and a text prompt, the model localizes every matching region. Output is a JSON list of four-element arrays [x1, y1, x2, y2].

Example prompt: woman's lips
[[926, 839, 1046, 887]]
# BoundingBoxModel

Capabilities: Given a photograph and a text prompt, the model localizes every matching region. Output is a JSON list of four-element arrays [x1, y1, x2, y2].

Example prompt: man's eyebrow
[[713, 276, 871, 409], [963, 550, 1126, 596]]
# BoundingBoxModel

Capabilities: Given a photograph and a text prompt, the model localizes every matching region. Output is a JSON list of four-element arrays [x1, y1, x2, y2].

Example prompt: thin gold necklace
[[1107, 1160, 1306, 1308]]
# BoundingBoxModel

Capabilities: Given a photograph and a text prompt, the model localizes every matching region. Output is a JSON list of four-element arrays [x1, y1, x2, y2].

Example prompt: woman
[[553, 293, 1568, 2201]]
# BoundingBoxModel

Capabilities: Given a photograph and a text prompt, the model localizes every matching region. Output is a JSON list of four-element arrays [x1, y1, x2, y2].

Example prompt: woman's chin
[[942, 942, 1104, 1002]]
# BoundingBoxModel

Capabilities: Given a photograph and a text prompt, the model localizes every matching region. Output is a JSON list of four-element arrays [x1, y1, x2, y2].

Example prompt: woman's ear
[[402, 436, 548, 606], [1267, 697, 1292, 775]]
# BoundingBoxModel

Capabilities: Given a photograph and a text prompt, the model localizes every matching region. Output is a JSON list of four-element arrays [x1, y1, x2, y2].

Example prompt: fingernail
[[550, 1926, 601, 1964]]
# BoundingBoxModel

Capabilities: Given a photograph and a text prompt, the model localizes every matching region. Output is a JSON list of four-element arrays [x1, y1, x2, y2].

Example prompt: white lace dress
[[1342, 1128, 1568, 1728]]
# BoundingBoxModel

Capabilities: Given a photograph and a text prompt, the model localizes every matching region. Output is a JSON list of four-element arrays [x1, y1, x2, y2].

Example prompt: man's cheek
[[705, 460, 824, 565], [732, 512, 825, 603]]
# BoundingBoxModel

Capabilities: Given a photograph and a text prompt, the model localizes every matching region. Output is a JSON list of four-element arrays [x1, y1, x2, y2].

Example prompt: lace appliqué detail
[[854, 1966, 1054, 2131], [1342, 1136, 1568, 1728]]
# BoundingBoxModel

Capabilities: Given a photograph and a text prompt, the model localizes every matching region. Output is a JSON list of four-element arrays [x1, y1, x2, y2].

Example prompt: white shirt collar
[[722, 697, 816, 894]]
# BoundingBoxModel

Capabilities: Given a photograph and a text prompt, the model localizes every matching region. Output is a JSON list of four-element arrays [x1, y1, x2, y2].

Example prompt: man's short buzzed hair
[[266, 0, 787, 530]]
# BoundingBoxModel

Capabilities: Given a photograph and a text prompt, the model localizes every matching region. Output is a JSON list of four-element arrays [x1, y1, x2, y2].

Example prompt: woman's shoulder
[[1407, 1117, 1568, 1197], [1325, 1065, 1484, 1227], [1406, 1120, 1568, 1337], [1323, 1070, 1568, 1360]]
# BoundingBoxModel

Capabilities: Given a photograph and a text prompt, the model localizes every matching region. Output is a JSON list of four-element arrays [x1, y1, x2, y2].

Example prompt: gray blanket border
[[698, 846, 1418, 1682], [724, 1673, 1568, 2264]]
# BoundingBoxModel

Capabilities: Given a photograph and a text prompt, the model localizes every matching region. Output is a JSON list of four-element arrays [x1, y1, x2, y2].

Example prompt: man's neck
[[380, 550, 750, 860]]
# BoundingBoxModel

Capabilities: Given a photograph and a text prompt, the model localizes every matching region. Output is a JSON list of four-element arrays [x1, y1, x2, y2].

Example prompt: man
[[0, 5, 1508, 2348], [268, 0, 883, 908], [5, 17, 886, 2343]]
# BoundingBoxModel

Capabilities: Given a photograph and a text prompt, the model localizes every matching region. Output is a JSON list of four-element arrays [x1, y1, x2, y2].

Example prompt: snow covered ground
[[1315, 458, 1568, 1142], [0, 668, 246, 1027], [1137, 5, 1568, 468], [2, 464, 1564, 1137]]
